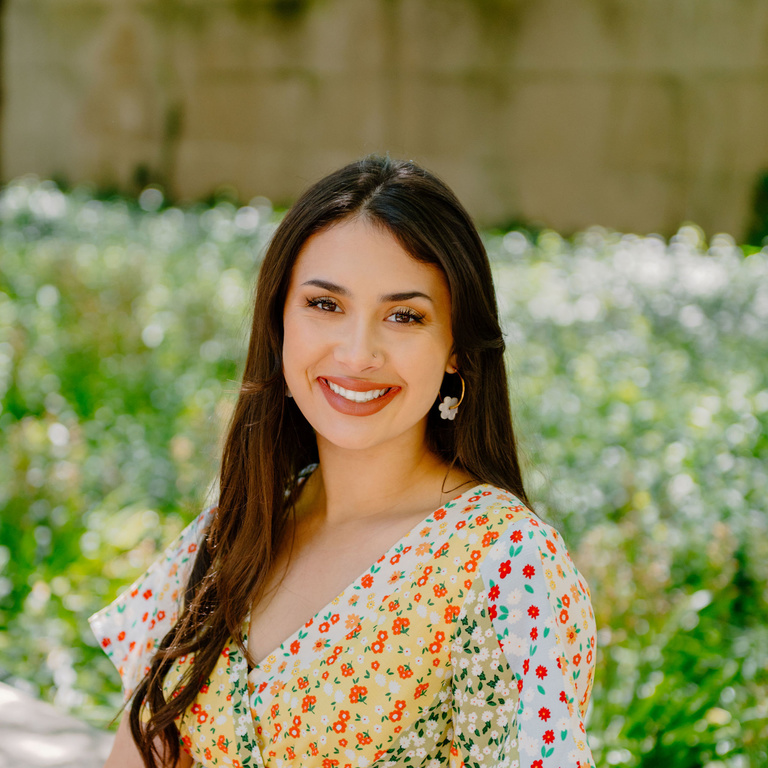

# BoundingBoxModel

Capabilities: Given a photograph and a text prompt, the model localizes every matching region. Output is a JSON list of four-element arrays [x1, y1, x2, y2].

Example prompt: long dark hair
[[129, 155, 531, 766]]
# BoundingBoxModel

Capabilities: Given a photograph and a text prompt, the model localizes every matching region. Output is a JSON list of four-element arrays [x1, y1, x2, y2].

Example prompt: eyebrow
[[301, 278, 434, 304]]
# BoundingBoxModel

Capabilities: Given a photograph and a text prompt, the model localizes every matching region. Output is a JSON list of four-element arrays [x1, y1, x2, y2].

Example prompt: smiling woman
[[91, 156, 597, 768]]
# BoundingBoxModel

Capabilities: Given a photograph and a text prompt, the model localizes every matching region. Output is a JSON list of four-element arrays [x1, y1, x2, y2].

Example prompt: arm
[[489, 518, 595, 766], [103, 712, 194, 768], [450, 515, 596, 767]]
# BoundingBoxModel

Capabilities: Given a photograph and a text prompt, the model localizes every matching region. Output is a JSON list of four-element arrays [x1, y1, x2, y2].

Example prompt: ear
[[445, 354, 458, 374]]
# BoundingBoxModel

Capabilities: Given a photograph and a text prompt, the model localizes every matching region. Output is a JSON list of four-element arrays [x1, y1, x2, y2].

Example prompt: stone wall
[[4, 0, 768, 237]]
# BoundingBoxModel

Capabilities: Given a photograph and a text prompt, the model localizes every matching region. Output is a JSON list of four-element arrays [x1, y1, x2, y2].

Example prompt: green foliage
[[1, 180, 766, 766]]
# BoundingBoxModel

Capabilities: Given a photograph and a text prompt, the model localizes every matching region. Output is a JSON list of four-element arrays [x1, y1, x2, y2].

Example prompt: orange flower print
[[361, 574, 374, 588], [345, 613, 361, 630]]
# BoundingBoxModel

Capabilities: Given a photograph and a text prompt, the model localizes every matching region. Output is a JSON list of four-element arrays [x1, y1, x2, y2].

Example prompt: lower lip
[[318, 378, 400, 416]]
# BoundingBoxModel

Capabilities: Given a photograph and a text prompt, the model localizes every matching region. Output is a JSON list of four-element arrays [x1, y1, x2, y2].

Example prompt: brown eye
[[307, 297, 340, 312], [388, 308, 425, 324]]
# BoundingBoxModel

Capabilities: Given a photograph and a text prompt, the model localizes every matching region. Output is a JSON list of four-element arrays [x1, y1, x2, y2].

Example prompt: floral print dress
[[90, 482, 597, 768]]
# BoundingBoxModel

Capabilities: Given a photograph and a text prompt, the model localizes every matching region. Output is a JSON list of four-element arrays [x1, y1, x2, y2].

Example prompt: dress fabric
[[90, 483, 597, 768]]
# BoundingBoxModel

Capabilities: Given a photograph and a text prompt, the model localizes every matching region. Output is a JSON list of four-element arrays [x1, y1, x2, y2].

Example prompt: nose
[[333, 315, 383, 371]]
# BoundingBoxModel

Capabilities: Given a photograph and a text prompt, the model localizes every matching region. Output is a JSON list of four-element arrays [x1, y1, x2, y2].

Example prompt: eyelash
[[305, 297, 425, 325]]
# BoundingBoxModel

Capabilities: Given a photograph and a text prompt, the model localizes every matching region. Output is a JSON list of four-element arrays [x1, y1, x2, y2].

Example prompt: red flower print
[[116, 631, 125, 642], [392, 617, 410, 634], [543, 730, 555, 744], [434, 542, 449, 558], [499, 561, 512, 579], [128, 641, 135, 651], [434, 508, 446, 520], [349, 685, 367, 703], [532, 761, 543, 768], [444, 605, 461, 623], [361, 574, 374, 588], [530, 627, 538, 640], [538, 707, 551, 721], [101, 638, 111, 648], [559, 609, 569, 623], [511, 530, 523, 543], [142, 589, 153, 600], [522, 564, 535, 579], [528, 605, 539, 618], [536, 665, 548, 679], [523, 659, 530, 674], [488, 604, 497, 620], [560, 690, 568, 703], [488, 584, 500, 601], [290, 640, 300, 654]]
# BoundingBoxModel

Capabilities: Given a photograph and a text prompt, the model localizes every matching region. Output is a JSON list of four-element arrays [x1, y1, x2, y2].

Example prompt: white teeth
[[326, 380, 390, 403]]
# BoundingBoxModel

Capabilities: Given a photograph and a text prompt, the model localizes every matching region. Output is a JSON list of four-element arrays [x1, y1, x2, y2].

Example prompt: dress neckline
[[244, 479, 488, 677]]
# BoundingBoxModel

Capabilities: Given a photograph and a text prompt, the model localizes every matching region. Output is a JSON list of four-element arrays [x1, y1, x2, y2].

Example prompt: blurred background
[[1, 1, 767, 767]]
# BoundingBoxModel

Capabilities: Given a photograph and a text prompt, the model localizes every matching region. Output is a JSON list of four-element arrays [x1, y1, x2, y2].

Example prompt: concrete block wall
[[4, 0, 768, 237]]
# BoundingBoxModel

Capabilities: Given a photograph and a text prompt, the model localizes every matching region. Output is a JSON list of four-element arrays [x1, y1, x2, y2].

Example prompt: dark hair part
[[129, 154, 531, 766]]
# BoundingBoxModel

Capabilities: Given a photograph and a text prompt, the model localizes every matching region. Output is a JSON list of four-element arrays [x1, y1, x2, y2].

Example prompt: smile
[[318, 377, 400, 416], [325, 380, 392, 403]]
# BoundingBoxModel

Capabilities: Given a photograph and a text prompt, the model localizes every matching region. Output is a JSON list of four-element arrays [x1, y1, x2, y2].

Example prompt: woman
[[93, 155, 596, 768]]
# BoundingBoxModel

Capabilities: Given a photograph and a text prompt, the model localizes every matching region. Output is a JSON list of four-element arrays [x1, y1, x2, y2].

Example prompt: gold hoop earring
[[438, 371, 465, 421]]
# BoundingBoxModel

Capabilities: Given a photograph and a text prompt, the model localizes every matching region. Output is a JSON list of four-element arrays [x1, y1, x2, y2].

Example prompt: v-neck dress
[[90, 483, 597, 768]]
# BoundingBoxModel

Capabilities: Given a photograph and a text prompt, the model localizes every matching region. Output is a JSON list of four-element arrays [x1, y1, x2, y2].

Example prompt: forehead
[[289, 218, 449, 296]]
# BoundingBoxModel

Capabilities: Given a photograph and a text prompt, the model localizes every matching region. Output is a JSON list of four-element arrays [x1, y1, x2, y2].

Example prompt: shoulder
[[89, 503, 217, 699], [457, 485, 591, 599]]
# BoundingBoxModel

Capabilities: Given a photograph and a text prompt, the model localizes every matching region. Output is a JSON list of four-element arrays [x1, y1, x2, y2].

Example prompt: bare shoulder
[[103, 711, 193, 768]]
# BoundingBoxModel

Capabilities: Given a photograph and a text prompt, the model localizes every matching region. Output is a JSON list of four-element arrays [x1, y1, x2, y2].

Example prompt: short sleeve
[[89, 505, 216, 701], [451, 514, 596, 768]]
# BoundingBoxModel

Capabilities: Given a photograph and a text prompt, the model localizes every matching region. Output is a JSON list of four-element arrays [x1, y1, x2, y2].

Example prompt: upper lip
[[320, 376, 398, 392]]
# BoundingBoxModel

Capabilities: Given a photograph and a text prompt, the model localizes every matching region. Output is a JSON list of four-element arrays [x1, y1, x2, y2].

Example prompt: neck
[[304, 426, 460, 528]]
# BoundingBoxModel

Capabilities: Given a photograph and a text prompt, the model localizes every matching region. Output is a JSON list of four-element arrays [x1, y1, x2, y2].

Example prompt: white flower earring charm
[[438, 371, 465, 420]]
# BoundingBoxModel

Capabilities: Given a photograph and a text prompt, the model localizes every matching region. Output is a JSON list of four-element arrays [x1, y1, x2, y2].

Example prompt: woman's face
[[282, 217, 456, 454]]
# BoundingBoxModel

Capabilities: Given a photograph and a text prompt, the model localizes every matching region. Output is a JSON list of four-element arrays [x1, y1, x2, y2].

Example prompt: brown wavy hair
[[129, 155, 531, 766]]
